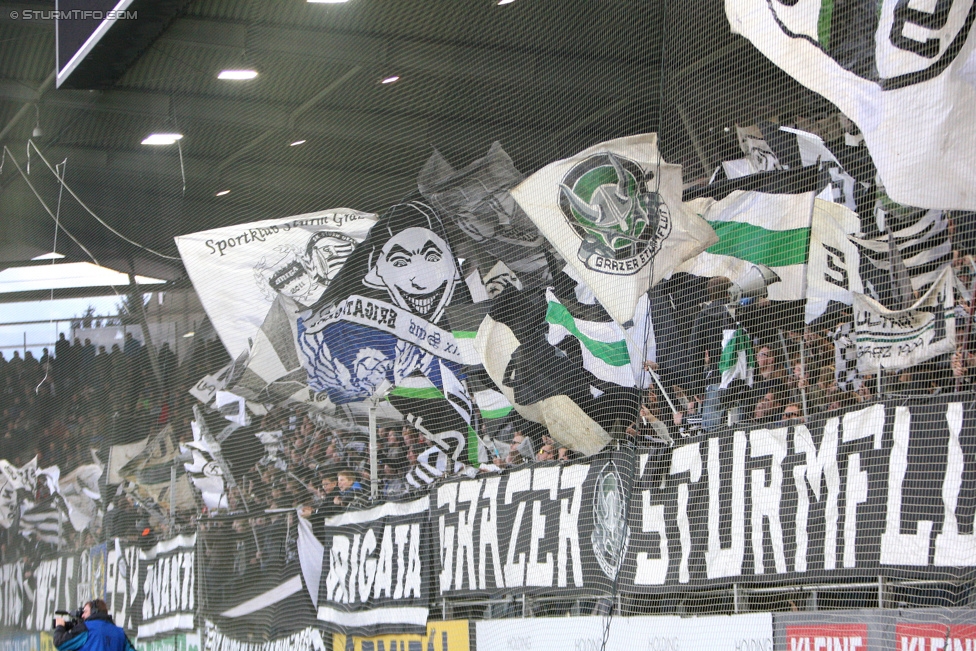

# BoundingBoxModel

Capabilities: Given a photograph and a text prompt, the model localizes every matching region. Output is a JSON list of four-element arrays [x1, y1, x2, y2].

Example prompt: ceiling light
[[497, 0, 516, 4], [290, 139, 306, 147], [141, 133, 183, 146], [218, 69, 258, 80], [183, 331, 195, 338], [215, 189, 231, 197], [31, 251, 66, 260], [380, 75, 400, 84]]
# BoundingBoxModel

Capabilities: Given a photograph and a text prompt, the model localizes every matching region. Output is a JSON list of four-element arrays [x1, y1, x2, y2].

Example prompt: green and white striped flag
[[718, 328, 756, 389], [680, 188, 816, 300], [545, 289, 652, 388]]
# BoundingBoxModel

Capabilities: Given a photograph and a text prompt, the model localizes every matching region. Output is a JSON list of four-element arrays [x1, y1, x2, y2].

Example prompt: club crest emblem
[[559, 152, 670, 276], [766, 0, 976, 89], [590, 461, 630, 579]]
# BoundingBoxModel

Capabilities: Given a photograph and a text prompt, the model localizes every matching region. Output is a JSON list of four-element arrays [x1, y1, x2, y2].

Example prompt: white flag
[[726, 0, 976, 209], [175, 209, 377, 404], [805, 200, 865, 322], [853, 267, 955, 373], [511, 134, 716, 324], [681, 188, 816, 300]]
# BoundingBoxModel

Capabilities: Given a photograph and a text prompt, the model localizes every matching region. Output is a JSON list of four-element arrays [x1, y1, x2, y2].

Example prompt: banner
[[0, 635, 39, 651], [621, 398, 976, 589], [853, 267, 955, 373], [315, 498, 432, 635], [203, 622, 324, 651], [138, 534, 196, 640], [431, 450, 635, 598], [475, 613, 771, 651], [725, 0, 976, 210], [333, 620, 470, 651], [136, 633, 200, 651]]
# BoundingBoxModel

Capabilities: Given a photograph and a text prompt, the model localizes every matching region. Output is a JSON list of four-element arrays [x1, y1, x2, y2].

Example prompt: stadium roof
[[0, 0, 826, 287]]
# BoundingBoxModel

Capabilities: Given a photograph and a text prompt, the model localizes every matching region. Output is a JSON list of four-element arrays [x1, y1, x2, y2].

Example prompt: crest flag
[[726, 0, 976, 209], [511, 134, 716, 324], [175, 209, 377, 406]]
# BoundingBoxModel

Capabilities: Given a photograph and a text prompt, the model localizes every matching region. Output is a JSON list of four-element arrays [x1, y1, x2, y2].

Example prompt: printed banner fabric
[[315, 498, 432, 636], [511, 133, 716, 324], [432, 450, 635, 598], [853, 267, 955, 373]]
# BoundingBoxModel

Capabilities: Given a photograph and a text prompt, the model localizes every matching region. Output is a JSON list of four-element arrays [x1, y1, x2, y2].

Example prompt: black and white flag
[[726, 0, 976, 210]]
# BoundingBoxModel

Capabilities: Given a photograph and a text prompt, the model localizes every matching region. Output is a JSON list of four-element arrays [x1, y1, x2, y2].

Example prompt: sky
[[0, 262, 163, 358]]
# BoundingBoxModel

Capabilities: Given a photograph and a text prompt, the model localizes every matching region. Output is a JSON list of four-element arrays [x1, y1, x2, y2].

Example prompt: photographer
[[54, 600, 134, 651]]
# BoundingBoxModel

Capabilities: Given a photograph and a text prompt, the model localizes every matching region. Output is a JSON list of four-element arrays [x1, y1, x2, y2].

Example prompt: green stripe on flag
[[719, 329, 756, 373], [706, 221, 810, 267], [480, 406, 513, 419], [388, 386, 444, 400], [545, 301, 630, 366], [452, 331, 477, 339], [818, 0, 834, 48]]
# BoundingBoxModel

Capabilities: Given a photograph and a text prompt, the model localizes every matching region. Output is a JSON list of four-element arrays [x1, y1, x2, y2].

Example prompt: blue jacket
[[56, 614, 134, 651]]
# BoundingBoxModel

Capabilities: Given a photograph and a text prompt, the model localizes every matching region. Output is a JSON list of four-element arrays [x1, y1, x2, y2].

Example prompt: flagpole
[[798, 329, 810, 422]]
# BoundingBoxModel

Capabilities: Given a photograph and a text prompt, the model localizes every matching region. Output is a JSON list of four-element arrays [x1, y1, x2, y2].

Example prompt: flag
[[19, 495, 67, 545], [58, 462, 102, 532], [853, 267, 956, 373], [544, 289, 652, 389], [725, 0, 976, 209], [718, 328, 756, 389], [417, 142, 551, 295], [0, 470, 16, 529], [474, 287, 642, 456], [404, 446, 463, 489], [805, 199, 865, 322], [297, 200, 478, 463], [108, 437, 150, 485], [175, 209, 377, 405], [0, 456, 38, 492], [680, 176, 819, 300], [120, 425, 196, 512], [852, 205, 953, 300], [389, 370, 477, 465], [182, 411, 230, 510], [511, 133, 716, 324]]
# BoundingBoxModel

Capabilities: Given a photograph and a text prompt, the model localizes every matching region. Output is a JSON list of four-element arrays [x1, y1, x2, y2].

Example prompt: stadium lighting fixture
[[380, 75, 400, 84], [218, 69, 258, 80], [31, 251, 66, 260], [141, 133, 183, 145], [498, 0, 516, 4], [215, 189, 231, 197], [290, 139, 306, 146]]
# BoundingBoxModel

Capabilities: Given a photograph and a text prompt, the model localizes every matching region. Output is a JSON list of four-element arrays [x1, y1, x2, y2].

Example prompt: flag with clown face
[[298, 200, 479, 463]]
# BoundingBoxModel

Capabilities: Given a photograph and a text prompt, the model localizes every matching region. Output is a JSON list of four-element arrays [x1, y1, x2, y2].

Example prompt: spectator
[[333, 470, 366, 509]]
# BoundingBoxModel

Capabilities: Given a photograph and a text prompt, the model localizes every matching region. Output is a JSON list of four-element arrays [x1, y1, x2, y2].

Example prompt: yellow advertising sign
[[39, 632, 54, 651], [333, 620, 469, 651]]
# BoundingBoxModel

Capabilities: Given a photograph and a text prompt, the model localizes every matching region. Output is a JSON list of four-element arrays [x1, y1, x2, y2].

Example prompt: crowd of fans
[[2, 242, 976, 558]]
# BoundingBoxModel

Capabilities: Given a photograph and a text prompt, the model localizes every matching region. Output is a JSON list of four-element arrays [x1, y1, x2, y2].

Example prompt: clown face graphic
[[364, 226, 460, 322]]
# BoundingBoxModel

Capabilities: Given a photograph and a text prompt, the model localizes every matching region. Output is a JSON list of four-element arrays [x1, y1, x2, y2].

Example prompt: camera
[[52, 608, 83, 630]]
